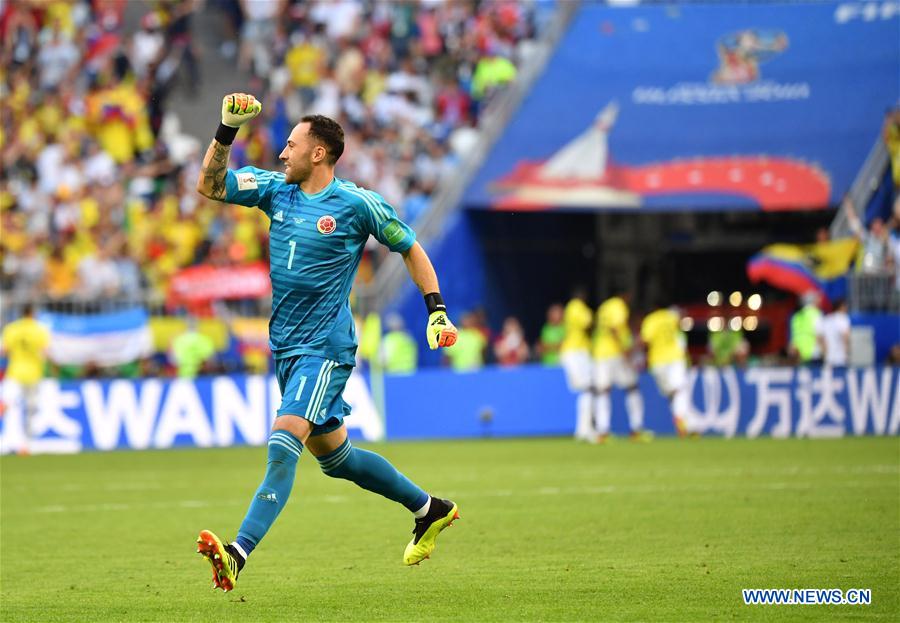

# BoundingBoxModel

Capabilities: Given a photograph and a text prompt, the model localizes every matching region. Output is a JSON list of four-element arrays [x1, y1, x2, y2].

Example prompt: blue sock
[[235, 430, 303, 556], [317, 439, 428, 512]]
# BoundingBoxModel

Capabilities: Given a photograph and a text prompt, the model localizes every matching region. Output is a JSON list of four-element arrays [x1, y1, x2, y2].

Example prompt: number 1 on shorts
[[294, 375, 307, 400]]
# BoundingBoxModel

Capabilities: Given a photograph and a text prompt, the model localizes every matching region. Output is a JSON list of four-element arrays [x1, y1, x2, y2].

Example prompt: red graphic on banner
[[493, 158, 830, 211], [490, 103, 831, 211], [167, 263, 270, 308]]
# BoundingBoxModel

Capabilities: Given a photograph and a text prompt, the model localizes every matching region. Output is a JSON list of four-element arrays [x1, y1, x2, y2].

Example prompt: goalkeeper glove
[[221, 93, 262, 127], [424, 293, 456, 349], [427, 310, 458, 350]]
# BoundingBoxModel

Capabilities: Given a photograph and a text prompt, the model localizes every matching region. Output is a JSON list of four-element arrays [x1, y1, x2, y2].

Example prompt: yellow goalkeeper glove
[[221, 93, 262, 128], [426, 310, 458, 350]]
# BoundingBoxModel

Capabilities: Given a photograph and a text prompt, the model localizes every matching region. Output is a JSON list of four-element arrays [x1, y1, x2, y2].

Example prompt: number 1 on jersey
[[287, 240, 297, 270]]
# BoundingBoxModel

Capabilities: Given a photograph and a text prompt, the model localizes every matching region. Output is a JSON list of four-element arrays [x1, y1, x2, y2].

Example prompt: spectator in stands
[[381, 313, 417, 374], [444, 312, 487, 372], [77, 244, 121, 299], [3, 3, 40, 68], [212, 0, 243, 59], [888, 198, 900, 290], [817, 298, 850, 367], [85, 73, 155, 164], [238, 0, 285, 75], [83, 139, 117, 186], [883, 107, 900, 189], [788, 291, 823, 365], [435, 75, 472, 131], [471, 47, 517, 110], [130, 12, 165, 80], [8, 244, 46, 299], [283, 30, 326, 106], [471, 307, 493, 339], [402, 178, 431, 224], [860, 217, 889, 274], [43, 244, 78, 301], [845, 197, 890, 274], [112, 244, 143, 298], [311, 0, 363, 40], [493, 316, 529, 366], [171, 317, 216, 378], [37, 19, 80, 91], [166, 0, 202, 94], [357, 312, 381, 367], [537, 303, 565, 366], [709, 325, 749, 367]]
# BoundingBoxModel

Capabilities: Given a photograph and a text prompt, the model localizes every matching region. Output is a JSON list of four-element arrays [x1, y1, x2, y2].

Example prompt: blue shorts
[[275, 355, 353, 437]]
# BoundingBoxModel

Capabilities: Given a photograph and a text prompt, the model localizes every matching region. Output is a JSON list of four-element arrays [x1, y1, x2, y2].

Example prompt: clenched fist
[[221, 93, 262, 128]]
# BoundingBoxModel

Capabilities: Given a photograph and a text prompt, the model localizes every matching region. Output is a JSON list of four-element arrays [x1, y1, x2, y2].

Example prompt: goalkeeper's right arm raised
[[196, 93, 262, 201], [196, 139, 231, 201]]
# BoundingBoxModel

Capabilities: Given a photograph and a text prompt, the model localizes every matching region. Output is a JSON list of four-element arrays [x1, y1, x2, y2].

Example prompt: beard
[[284, 153, 313, 184]]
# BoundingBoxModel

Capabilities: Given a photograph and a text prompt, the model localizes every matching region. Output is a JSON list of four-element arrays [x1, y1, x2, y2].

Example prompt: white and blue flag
[[38, 308, 153, 366]]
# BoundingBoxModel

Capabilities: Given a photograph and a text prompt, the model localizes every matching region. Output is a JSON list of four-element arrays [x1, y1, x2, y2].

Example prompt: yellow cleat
[[630, 430, 654, 443], [403, 498, 459, 566], [196, 530, 242, 592]]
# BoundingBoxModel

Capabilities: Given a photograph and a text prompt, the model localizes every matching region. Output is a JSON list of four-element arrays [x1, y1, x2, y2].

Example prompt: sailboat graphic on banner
[[491, 102, 830, 211]]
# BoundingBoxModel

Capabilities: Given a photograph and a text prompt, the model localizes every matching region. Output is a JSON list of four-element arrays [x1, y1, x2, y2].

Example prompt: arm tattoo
[[198, 140, 231, 200]]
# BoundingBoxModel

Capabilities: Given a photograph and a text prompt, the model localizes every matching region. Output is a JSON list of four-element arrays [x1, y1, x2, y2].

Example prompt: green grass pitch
[[1, 437, 898, 622]]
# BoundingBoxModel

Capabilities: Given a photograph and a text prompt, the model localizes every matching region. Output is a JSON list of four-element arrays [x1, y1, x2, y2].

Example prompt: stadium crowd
[[1, 0, 552, 304], [3, 0, 226, 303], [218, 0, 548, 217]]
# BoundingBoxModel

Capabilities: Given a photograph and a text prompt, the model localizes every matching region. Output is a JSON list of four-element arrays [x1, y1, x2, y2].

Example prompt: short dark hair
[[301, 115, 344, 165]]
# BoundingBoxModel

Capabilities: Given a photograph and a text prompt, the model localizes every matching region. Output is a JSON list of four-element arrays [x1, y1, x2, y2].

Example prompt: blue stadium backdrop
[[465, 1, 899, 212]]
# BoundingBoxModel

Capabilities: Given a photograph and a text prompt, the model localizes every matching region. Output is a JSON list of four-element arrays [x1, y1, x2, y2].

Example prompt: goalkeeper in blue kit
[[194, 93, 460, 592]]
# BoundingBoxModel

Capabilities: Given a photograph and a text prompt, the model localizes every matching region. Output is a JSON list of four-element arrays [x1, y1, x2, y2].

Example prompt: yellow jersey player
[[1, 304, 50, 453], [560, 288, 595, 441], [640, 306, 691, 437], [593, 291, 647, 442]]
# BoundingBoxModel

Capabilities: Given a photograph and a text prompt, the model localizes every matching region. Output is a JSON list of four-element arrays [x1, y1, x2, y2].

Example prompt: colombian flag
[[747, 238, 859, 305]]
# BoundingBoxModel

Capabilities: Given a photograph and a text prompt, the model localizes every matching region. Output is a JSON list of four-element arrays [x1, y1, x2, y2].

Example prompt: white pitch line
[[105, 482, 164, 491], [11, 479, 893, 516], [178, 500, 208, 508], [3, 464, 896, 497]]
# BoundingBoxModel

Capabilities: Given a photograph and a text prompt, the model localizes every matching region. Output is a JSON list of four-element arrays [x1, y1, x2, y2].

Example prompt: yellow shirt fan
[[640, 308, 685, 369], [593, 296, 632, 360], [561, 298, 592, 353], [1, 318, 51, 386]]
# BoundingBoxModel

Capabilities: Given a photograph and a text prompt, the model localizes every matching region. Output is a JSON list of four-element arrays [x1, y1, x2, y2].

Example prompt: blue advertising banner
[[0, 372, 384, 454], [384, 365, 900, 439], [464, 1, 900, 212], [1, 366, 896, 453]]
